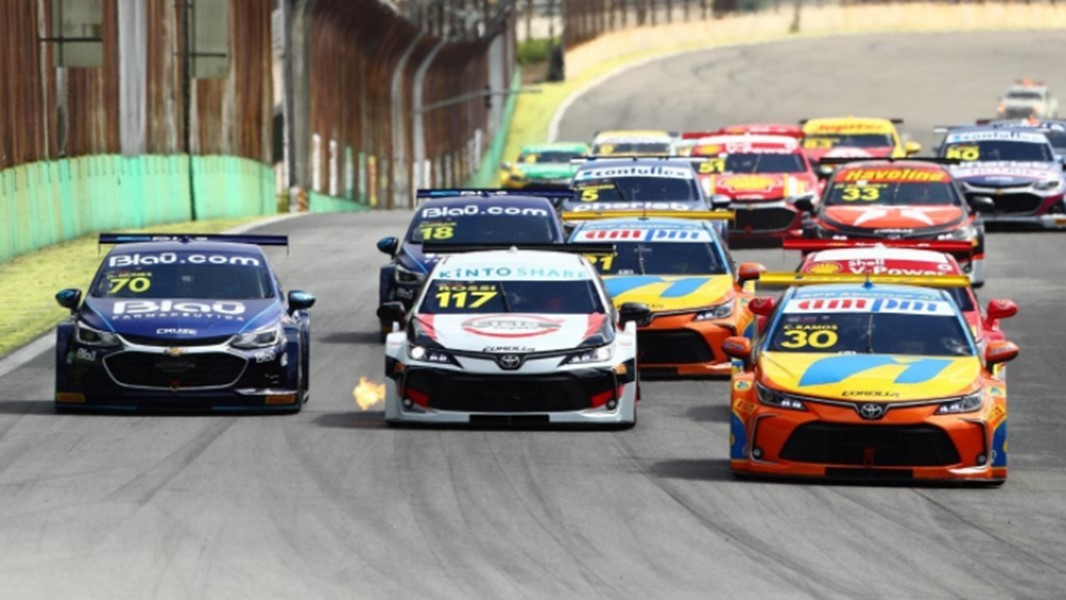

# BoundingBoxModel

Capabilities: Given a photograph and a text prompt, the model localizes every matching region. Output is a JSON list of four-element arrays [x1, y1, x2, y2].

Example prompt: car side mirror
[[376, 301, 407, 329], [288, 290, 316, 313], [737, 262, 767, 285], [709, 194, 732, 209], [721, 336, 752, 362], [793, 197, 815, 212], [985, 340, 1019, 367], [55, 288, 82, 312], [748, 296, 776, 317], [618, 302, 651, 326], [986, 298, 1018, 325], [377, 236, 400, 257], [968, 195, 995, 213], [904, 140, 922, 156]]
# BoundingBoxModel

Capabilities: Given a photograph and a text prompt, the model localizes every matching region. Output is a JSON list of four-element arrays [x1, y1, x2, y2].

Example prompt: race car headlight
[[693, 301, 735, 321], [408, 344, 457, 365], [394, 264, 427, 285], [75, 321, 121, 348], [561, 344, 614, 365], [232, 324, 283, 349], [756, 383, 807, 411], [935, 391, 984, 415], [937, 225, 975, 241], [1034, 178, 1062, 191]]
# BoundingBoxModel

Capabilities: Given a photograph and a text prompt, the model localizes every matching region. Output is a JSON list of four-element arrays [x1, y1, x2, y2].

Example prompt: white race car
[[378, 247, 646, 427]]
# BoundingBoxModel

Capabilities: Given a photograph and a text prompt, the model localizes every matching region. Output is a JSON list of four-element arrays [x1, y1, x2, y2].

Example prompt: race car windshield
[[407, 211, 556, 245], [593, 142, 672, 155], [92, 260, 274, 300], [824, 181, 960, 206], [942, 140, 1053, 162], [803, 134, 894, 149], [419, 280, 605, 314], [1042, 129, 1066, 152], [767, 312, 973, 356], [1006, 90, 1042, 100], [588, 242, 727, 276], [722, 153, 806, 174], [520, 151, 582, 164], [573, 177, 698, 203]]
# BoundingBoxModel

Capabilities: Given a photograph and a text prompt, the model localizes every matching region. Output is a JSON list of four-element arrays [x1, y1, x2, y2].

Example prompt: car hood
[[822, 205, 965, 230], [603, 275, 734, 312], [412, 313, 608, 353], [759, 352, 981, 402], [805, 146, 895, 162], [516, 163, 575, 180], [950, 161, 1059, 186], [703, 173, 815, 200], [81, 297, 282, 340]]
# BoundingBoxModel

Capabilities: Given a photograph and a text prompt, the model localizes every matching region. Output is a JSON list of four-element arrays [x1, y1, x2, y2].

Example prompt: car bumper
[[730, 400, 1007, 483], [728, 202, 804, 240], [635, 312, 750, 377], [384, 364, 637, 426]]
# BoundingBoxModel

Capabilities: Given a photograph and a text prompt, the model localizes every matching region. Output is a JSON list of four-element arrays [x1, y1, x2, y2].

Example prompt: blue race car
[[54, 233, 315, 413], [376, 189, 569, 338]]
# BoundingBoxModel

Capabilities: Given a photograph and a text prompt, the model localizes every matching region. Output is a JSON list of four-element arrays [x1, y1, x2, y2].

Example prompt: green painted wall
[[0, 154, 275, 264], [309, 190, 370, 213]]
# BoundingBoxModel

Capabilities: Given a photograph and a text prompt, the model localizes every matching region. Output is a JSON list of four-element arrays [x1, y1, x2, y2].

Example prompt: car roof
[[431, 249, 594, 280], [418, 195, 557, 209]]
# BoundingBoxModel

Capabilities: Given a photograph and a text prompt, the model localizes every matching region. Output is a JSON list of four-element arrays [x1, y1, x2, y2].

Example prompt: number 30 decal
[[780, 329, 839, 349]]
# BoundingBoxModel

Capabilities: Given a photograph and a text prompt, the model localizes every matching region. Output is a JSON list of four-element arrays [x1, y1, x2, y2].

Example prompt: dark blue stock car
[[54, 234, 315, 413], [376, 192, 568, 336]]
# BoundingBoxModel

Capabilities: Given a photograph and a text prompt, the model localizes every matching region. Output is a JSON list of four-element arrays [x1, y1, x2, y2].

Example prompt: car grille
[[405, 370, 614, 413], [732, 206, 797, 232], [779, 423, 961, 467], [637, 330, 715, 364], [105, 352, 247, 389], [120, 334, 234, 347], [987, 193, 1044, 215]]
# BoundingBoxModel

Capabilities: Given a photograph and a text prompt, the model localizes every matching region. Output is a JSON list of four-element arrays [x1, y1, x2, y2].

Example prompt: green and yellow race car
[[500, 142, 590, 189]]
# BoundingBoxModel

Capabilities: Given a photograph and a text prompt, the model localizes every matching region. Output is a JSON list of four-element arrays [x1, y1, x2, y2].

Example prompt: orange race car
[[795, 159, 990, 286], [723, 275, 1019, 483], [785, 240, 1017, 343], [568, 215, 764, 376]]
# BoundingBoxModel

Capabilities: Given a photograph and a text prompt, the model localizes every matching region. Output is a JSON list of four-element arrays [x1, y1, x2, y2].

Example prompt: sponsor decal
[[254, 349, 277, 363], [574, 166, 693, 180], [575, 227, 712, 242], [718, 175, 778, 192], [483, 345, 535, 353], [806, 123, 893, 134], [75, 348, 97, 362], [733, 380, 752, 391], [842, 390, 900, 398], [434, 267, 588, 280], [461, 314, 564, 338], [568, 201, 697, 212], [419, 205, 549, 219], [108, 252, 260, 268], [156, 328, 198, 335], [839, 169, 947, 183], [945, 131, 1046, 144], [111, 300, 247, 321]]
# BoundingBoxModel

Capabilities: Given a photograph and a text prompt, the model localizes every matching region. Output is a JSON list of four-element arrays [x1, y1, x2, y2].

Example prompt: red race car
[[690, 134, 820, 243], [795, 159, 989, 286], [785, 240, 1017, 343]]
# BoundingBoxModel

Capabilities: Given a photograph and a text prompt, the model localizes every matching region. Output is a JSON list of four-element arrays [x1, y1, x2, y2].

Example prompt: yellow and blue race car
[[569, 215, 765, 376]]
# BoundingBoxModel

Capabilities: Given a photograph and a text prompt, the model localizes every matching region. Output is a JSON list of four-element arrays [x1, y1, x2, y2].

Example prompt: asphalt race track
[[2, 32, 1066, 599]]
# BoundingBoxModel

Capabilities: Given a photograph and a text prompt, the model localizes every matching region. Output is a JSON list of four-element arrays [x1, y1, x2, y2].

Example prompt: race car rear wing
[[420, 243, 616, 256], [560, 210, 735, 221], [782, 239, 973, 254], [570, 155, 686, 164], [98, 233, 289, 246], [757, 272, 971, 289], [800, 118, 904, 125], [415, 188, 573, 207], [814, 157, 960, 167]]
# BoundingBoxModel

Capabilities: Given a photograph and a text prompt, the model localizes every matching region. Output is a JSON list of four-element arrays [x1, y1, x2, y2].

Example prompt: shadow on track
[[317, 331, 381, 345], [0, 400, 53, 415], [314, 411, 389, 429], [648, 458, 733, 481], [685, 403, 732, 423]]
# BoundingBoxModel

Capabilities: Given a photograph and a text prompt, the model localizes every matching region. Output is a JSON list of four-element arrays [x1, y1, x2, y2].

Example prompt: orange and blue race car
[[591, 130, 675, 157], [722, 274, 1018, 484], [796, 159, 989, 286], [785, 240, 1017, 343], [568, 215, 764, 376]]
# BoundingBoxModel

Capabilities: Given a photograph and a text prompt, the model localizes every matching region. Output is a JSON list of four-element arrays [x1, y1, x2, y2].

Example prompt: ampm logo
[[649, 229, 705, 241], [798, 355, 953, 387]]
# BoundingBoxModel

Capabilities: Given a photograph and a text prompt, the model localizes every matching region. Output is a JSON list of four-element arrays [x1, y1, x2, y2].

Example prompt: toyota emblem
[[497, 354, 522, 370], [858, 403, 886, 420]]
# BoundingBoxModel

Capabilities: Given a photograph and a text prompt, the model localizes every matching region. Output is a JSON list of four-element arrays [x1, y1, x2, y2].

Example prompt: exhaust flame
[[353, 376, 386, 410]]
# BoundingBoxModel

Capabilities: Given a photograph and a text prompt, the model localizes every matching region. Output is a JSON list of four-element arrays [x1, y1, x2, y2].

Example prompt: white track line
[[0, 212, 307, 378]]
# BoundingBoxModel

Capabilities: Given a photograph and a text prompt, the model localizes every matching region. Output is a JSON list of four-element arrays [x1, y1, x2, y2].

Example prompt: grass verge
[[0, 217, 259, 357]]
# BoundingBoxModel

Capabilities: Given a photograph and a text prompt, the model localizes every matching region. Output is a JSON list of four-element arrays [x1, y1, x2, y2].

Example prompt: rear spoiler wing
[[98, 233, 288, 246], [570, 155, 684, 164], [782, 239, 973, 254], [800, 118, 904, 125], [560, 210, 735, 222], [420, 243, 616, 256], [757, 272, 971, 289], [415, 188, 573, 207]]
